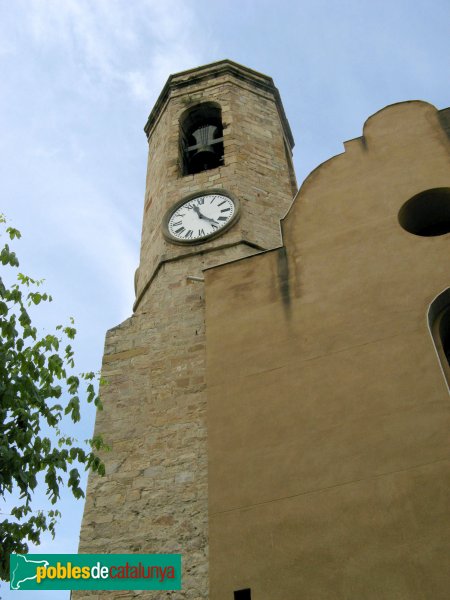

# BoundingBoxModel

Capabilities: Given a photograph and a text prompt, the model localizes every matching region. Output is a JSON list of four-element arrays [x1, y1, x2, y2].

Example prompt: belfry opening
[[179, 102, 224, 175]]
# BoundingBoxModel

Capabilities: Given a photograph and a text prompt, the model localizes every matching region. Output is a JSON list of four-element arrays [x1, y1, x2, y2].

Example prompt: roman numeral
[[172, 220, 182, 227], [185, 230, 193, 239], [198, 228, 205, 237], [221, 208, 231, 212], [218, 216, 227, 221], [218, 200, 226, 206], [175, 227, 185, 234], [197, 198, 205, 205], [211, 223, 218, 230]]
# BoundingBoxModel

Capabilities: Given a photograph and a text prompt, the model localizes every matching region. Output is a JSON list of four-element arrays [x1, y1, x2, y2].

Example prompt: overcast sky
[[0, 1, 448, 598]]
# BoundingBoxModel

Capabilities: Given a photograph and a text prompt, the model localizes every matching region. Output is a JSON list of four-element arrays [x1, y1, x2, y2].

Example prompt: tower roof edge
[[144, 59, 295, 149]]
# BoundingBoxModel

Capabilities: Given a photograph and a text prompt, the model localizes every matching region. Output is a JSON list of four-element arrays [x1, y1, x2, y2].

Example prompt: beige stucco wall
[[206, 101, 450, 599]]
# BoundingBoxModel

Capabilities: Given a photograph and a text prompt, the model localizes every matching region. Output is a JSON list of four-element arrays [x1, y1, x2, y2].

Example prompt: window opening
[[439, 306, 450, 366], [398, 188, 450, 237], [234, 589, 251, 600], [179, 102, 224, 176], [428, 288, 450, 391]]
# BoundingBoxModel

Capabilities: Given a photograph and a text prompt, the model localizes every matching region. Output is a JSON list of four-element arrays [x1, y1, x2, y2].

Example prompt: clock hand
[[192, 205, 218, 225]]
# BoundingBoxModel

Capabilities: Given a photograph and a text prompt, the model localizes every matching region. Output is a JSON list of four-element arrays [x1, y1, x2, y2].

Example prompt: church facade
[[76, 60, 450, 600]]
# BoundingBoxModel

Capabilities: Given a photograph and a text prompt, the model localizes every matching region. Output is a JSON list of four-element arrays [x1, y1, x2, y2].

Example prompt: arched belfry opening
[[179, 102, 224, 175]]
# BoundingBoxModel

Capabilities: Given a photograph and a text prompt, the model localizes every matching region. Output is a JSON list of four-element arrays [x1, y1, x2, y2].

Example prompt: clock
[[162, 189, 240, 244]]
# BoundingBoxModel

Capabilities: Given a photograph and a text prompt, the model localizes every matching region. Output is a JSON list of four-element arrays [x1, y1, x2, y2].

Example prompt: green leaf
[[7, 227, 21, 240], [0, 216, 105, 582]]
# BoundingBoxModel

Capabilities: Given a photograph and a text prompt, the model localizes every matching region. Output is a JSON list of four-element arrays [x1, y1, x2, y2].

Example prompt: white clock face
[[166, 193, 237, 243]]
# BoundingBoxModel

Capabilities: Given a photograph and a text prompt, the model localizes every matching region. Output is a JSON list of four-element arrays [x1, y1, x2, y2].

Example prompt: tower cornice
[[144, 59, 295, 149]]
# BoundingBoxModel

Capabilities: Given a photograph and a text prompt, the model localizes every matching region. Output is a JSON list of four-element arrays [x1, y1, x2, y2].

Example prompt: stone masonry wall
[[135, 65, 296, 308], [75, 62, 296, 599], [74, 244, 260, 600]]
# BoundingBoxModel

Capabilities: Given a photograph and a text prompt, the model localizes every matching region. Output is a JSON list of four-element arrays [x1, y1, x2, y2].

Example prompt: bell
[[190, 125, 220, 171]]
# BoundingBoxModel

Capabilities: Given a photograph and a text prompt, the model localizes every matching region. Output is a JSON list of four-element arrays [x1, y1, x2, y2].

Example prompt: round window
[[398, 188, 450, 237]]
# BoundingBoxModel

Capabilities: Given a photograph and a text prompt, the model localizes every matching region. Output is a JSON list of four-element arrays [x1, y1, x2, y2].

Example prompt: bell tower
[[76, 60, 296, 598]]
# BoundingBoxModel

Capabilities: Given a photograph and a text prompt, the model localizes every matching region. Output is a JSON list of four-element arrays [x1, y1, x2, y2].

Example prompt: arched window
[[179, 102, 224, 176], [428, 288, 450, 391], [440, 308, 450, 366]]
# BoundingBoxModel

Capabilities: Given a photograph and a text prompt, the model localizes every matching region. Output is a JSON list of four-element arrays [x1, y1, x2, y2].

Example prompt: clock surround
[[162, 188, 240, 245]]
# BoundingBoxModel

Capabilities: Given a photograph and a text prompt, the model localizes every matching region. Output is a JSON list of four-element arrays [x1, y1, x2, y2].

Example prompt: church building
[[76, 60, 450, 600]]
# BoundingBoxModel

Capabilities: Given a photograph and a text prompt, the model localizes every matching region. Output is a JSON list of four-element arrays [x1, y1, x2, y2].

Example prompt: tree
[[0, 215, 105, 581]]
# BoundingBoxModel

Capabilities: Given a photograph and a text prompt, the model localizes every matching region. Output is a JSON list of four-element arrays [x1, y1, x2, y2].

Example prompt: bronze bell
[[190, 125, 221, 171]]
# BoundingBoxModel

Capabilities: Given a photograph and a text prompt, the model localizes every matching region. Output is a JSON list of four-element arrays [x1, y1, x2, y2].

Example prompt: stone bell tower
[[76, 60, 296, 599]]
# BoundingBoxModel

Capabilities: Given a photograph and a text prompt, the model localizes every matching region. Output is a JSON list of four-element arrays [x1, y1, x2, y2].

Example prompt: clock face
[[164, 192, 238, 243]]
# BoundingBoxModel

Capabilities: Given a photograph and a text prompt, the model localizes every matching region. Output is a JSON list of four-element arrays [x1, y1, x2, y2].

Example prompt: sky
[[0, 0, 448, 597]]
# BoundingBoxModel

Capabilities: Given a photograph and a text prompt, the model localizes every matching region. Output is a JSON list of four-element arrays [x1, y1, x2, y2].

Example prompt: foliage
[[0, 215, 105, 581]]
